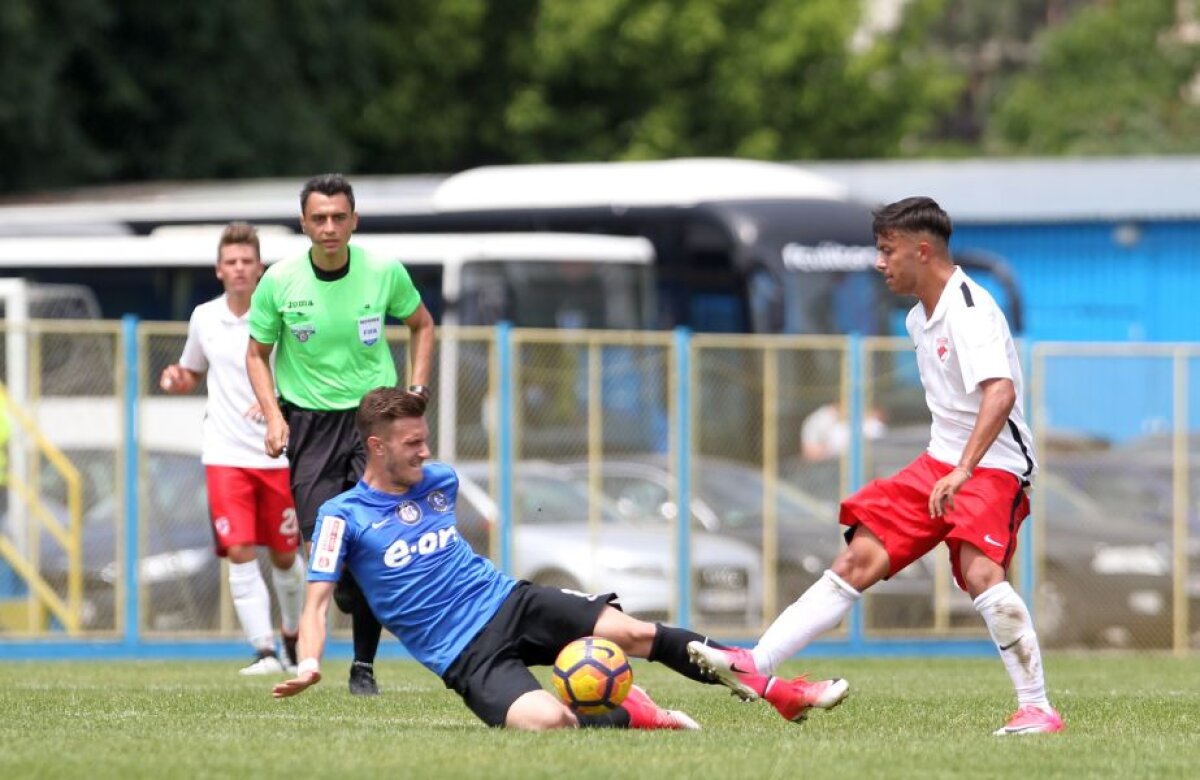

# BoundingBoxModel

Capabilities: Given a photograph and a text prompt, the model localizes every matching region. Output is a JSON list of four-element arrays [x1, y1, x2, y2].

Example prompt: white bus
[[0, 229, 656, 330], [0, 159, 1023, 335], [0, 230, 657, 461]]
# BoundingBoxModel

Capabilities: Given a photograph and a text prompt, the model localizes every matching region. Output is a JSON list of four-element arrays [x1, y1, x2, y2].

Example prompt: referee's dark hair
[[872, 196, 952, 244], [300, 173, 356, 214], [356, 386, 425, 443]]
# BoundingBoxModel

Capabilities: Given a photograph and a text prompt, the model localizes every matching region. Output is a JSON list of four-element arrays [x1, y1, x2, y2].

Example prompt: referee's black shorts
[[441, 581, 620, 727], [281, 401, 365, 541]]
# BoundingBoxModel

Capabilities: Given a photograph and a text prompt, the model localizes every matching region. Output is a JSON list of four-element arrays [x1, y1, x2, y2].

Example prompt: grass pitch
[[2, 654, 1197, 779]]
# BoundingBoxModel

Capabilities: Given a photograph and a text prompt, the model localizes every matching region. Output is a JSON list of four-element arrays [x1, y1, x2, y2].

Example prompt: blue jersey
[[308, 462, 516, 675]]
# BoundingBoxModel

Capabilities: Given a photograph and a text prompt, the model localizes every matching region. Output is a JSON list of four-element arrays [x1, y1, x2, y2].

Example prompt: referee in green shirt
[[247, 173, 435, 695]]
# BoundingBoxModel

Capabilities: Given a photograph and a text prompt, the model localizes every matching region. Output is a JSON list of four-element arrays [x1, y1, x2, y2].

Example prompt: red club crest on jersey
[[936, 337, 950, 362]]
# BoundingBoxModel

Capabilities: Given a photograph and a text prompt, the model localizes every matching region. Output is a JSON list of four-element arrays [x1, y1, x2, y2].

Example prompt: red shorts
[[839, 453, 1029, 590], [205, 466, 300, 557]]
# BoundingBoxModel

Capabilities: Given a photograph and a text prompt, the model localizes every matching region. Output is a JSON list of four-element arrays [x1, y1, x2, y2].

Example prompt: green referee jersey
[[248, 245, 422, 411]]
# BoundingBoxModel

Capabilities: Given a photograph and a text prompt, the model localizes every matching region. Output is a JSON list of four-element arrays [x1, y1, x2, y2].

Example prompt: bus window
[[458, 260, 652, 329], [402, 265, 444, 324], [0, 232, 655, 331]]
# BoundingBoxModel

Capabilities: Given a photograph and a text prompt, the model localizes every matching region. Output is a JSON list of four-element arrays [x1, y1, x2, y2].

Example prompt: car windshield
[[584, 460, 834, 531], [1039, 473, 1109, 530], [461, 466, 626, 527], [1079, 468, 1172, 519], [695, 465, 835, 531], [32, 449, 206, 529]]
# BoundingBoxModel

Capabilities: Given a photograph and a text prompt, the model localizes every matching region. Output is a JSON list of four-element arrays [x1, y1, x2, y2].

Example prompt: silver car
[[452, 461, 763, 630]]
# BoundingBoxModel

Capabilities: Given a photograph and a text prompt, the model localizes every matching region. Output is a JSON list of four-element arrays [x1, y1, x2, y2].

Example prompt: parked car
[[561, 455, 938, 631], [867, 426, 1177, 648], [453, 461, 763, 629], [1055, 432, 1200, 647], [10, 451, 764, 633], [6, 448, 220, 632]]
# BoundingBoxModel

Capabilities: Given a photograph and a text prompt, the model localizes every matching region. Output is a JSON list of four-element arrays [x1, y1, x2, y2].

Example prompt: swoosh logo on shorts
[[983, 534, 1005, 548]]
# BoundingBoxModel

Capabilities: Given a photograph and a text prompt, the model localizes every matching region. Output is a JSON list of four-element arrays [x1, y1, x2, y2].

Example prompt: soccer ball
[[551, 636, 634, 714]]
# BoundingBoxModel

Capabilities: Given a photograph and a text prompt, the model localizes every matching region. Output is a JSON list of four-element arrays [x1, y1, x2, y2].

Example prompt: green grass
[[2, 655, 1198, 779]]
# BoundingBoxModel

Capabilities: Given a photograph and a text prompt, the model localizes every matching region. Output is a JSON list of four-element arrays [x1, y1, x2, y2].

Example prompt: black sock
[[282, 631, 298, 665], [351, 604, 383, 665], [576, 708, 631, 729], [648, 623, 729, 685]]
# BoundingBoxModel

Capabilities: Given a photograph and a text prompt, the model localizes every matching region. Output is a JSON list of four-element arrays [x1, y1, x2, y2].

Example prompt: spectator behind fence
[[800, 402, 889, 461]]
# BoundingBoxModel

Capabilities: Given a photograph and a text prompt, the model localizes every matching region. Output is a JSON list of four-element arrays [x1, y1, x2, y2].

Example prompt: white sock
[[974, 581, 1052, 711], [752, 569, 861, 674], [271, 555, 306, 636], [229, 560, 275, 653]]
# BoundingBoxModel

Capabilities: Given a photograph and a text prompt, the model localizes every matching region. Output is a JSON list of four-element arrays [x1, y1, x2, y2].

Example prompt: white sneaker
[[239, 654, 286, 676], [685, 641, 763, 701]]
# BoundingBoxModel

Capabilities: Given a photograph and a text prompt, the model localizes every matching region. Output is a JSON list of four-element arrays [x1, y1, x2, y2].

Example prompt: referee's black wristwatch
[[407, 384, 431, 401]]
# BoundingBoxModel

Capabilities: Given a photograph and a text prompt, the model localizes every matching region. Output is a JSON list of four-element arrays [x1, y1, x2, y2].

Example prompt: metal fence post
[[121, 315, 140, 648], [847, 333, 864, 649], [1019, 340, 1035, 611], [496, 321, 513, 576], [673, 327, 692, 629]]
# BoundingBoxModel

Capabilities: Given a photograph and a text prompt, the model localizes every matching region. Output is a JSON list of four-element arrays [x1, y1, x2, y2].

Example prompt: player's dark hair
[[872, 196, 952, 244], [300, 173, 355, 214], [217, 221, 260, 261], [356, 386, 425, 443]]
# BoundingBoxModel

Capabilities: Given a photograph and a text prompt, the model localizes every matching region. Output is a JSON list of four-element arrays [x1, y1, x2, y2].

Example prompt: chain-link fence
[[1, 322, 1195, 653], [1, 320, 121, 635], [1029, 343, 1199, 652]]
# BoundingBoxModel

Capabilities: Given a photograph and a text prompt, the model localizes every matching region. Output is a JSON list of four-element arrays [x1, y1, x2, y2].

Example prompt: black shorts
[[440, 581, 620, 727], [282, 402, 365, 541]]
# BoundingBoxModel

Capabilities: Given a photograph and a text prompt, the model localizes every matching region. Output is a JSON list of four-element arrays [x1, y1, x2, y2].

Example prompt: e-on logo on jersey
[[396, 500, 422, 525], [384, 527, 459, 569]]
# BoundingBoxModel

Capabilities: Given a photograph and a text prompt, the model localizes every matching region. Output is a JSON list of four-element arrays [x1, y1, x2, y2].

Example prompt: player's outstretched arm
[[273, 581, 335, 698]]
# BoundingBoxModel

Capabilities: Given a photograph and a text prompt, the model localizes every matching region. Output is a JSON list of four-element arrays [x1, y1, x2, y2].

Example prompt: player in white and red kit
[[690, 197, 1064, 735], [160, 222, 305, 675]]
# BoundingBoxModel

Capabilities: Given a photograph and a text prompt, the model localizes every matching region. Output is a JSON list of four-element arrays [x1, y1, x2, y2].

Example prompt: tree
[[988, 0, 1200, 154], [350, 0, 538, 172], [494, 0, 962, 162], [1, 0, 970, 192], [0, 0, 114, 191], [350, 0, 966, 168], [0, 0, 383, 192], [921, 0, 1097, 150]]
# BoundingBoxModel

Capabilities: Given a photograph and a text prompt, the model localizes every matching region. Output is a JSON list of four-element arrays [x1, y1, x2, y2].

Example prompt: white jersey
[[179, 295, 288, 469], [906, 267, 1037, 483]]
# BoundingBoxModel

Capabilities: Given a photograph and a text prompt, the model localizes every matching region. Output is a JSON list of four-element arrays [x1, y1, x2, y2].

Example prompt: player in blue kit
[[273, 386, 822, 730]]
